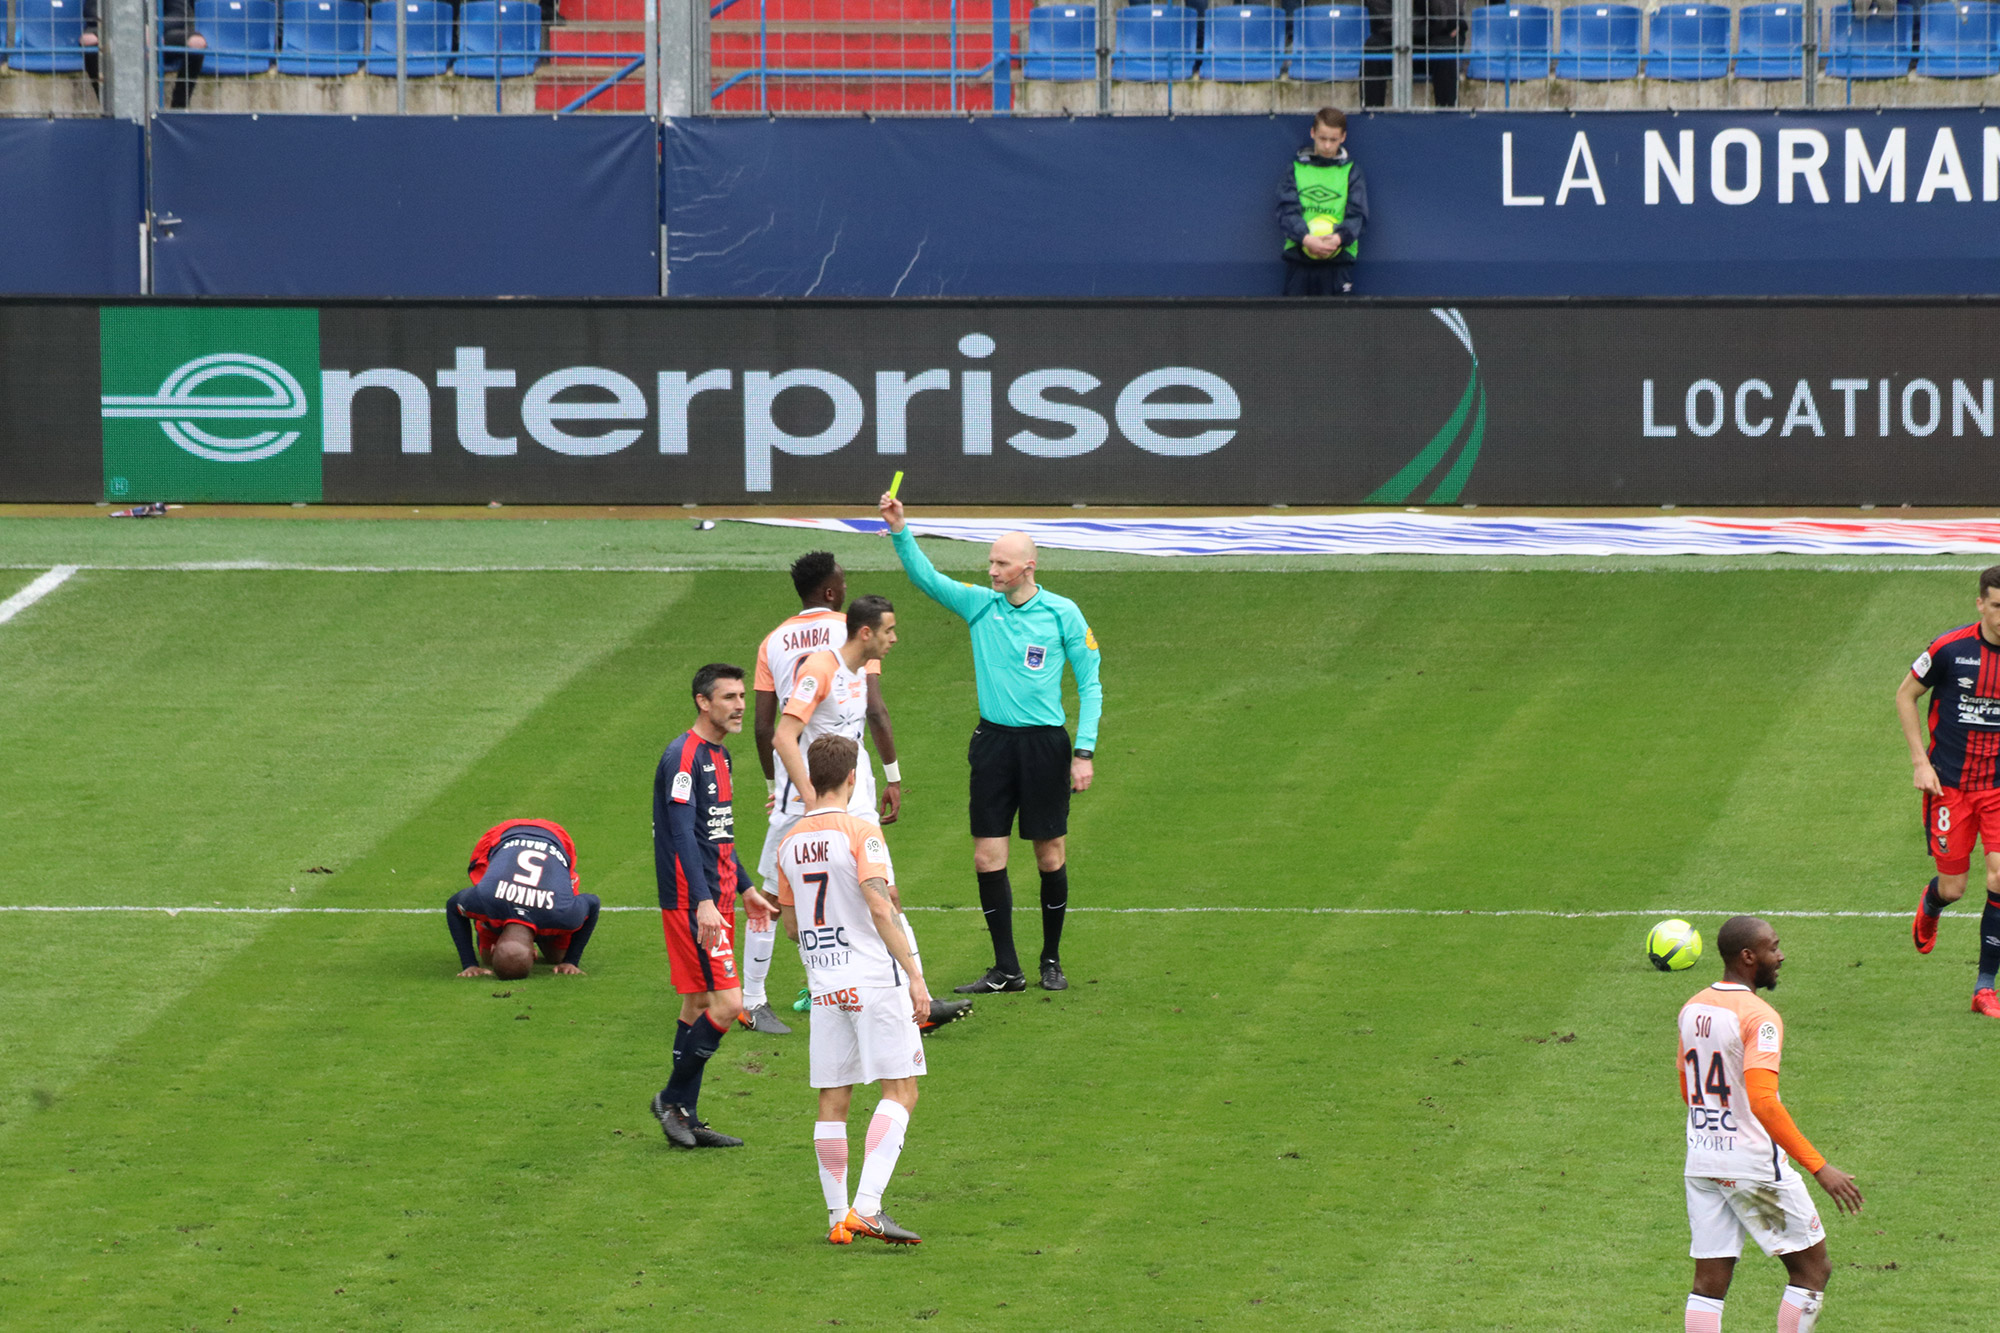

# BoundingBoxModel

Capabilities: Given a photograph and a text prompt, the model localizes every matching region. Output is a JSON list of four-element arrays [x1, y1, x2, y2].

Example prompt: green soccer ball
[[1647, 919, 1702, 972]]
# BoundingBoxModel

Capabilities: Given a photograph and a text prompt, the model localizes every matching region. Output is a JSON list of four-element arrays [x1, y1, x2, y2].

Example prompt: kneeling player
[[1677, 917, 1863, 1333], [778, 735, 932, 1246], [448, 819, 600, 979]]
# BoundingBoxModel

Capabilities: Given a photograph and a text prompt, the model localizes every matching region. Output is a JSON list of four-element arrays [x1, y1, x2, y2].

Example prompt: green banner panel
[[99, 306, 322, 503]]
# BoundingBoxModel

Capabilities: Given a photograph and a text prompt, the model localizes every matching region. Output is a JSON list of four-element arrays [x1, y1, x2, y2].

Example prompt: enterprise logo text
[[319, 333, 1239, 491]]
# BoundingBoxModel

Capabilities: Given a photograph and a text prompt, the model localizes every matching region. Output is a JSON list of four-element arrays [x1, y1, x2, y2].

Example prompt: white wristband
[[883, 760, 902, 783], [767, 777, 781, 798]]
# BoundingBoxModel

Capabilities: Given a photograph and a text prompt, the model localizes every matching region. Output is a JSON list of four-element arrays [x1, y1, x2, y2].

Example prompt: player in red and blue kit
[[1899, 565, 2000, 1016], [447, 818, 600, 980], [649, 662, 778, 1149]]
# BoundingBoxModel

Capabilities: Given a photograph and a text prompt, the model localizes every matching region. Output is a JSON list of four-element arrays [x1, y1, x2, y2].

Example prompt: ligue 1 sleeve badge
[[1024, 645, 1047, 670]]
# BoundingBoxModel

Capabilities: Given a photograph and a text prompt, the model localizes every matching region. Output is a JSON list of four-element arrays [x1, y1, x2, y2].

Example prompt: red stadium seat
[[707, 0, 1029, 112]]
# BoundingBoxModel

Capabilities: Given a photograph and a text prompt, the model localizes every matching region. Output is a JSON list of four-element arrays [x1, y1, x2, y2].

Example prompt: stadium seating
[[1825, 6, 1914, 77], [1024, 4, 1095, 78], [1917, 0, 2000, 76], [1110, 3, 1197, 79], [277, 0, 367, 73], [1203, 4, 1284, 79], [1732, 1, 1804, 78], [1551, 3, 1639, 79], [1644, 3, 1728, 80], [455, 0, 542, 76], [11, 0, 87, 73], [1287, 3, 1366, 80], [194, 0, 279, 74], [367, 0, 454, 75], [538, 0, 648, 110], [1467, 4, 1551, 80]]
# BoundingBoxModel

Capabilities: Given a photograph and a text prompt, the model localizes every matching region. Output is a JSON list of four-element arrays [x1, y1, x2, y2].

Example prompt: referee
[[879, 491, 1103, 994]]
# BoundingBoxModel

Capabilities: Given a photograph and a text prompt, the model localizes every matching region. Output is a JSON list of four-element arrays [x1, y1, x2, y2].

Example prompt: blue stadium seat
[[1825, 6, 1914, 77], [1466, 4, 1551, 80], [1733, 1, 1804, 77], [1288, 4, 1367, 79], [455, 0, 541, 77], [1024, 4, 1095, 79], [1552, 2, 1639, 78], [277, 0, 366, 73], [11, 0, 86, 73], [1917, 0, 2000, 75], [194, 0, 278, 73], [1111, 3, 1197, 79], [367, 0, 453, 74], [1204, 4, 1284, 78], [1644, 3, 1729, 78]]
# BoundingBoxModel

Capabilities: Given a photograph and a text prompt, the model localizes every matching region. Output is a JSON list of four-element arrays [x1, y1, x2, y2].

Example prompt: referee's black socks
[[977, 869, 1022, 976], [1039, 865, 1068, 968]]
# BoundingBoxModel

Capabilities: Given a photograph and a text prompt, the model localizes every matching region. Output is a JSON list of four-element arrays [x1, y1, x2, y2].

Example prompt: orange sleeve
[[851, 824, 892, 887], [753, 637, 775, 692], [864, 659, 882, 677], [783, 654, 831, 722], [1744, 1067, 1826, 1174]]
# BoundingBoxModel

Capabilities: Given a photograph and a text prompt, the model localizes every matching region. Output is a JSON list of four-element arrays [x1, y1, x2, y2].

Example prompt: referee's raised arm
[[879, 491, 1104, 996]]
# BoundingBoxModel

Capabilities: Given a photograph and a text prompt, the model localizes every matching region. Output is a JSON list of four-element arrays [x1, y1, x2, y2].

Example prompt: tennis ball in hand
[[1307, 217, 1337, 238]]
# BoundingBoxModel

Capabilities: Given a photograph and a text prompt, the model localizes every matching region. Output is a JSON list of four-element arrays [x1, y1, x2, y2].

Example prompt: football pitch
[[4, 516, 2000, 1332]]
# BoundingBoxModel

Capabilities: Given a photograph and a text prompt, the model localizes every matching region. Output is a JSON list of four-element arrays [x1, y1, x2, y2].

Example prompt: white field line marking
[[0, 904, 1914, 919], [0, 565, 78, 624], [0, 562, 1992, 576]]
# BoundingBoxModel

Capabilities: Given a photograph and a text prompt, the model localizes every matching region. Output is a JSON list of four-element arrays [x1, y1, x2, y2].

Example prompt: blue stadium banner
[[151, 115, 661, 299], [0, 120, 144, 297], [666, 112, 2000, 298], [9, 296, 2000, 506]]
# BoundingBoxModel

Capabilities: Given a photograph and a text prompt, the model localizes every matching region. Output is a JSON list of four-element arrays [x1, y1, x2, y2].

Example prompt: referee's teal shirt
[[890, 527, 1104, 750]]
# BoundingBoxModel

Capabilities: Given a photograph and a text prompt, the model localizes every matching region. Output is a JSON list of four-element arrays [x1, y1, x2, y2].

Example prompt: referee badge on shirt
[[1024, 644, 1047, 670]]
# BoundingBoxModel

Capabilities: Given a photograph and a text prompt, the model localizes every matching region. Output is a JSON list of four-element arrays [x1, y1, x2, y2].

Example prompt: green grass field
[[2, 517, 1997, 1331]]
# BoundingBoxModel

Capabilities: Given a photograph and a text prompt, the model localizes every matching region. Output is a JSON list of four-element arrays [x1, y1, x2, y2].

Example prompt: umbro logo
[[1961, 677, 1977, 688]]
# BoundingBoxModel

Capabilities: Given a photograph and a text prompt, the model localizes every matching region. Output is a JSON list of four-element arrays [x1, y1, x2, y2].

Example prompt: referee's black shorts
[[967, 720, 1071, 841]]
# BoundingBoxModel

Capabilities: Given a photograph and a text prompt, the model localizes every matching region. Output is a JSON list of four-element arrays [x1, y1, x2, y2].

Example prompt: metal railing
[[0, 0, 653, 113], [3, 0, 1998, 116]]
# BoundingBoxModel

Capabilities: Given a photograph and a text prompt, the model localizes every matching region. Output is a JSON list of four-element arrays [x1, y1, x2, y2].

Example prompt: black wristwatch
[[1073, 748, 1094, 760]]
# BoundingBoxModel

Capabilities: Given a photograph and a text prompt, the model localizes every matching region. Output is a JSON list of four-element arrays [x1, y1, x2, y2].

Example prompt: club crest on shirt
[[1024, 644, 1047, 670]]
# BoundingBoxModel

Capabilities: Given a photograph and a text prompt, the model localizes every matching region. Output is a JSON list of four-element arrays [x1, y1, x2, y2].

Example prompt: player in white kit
[[741, 556, 901, 1035], [772, 596, 971, 1039], [1676, 916, 1863, 1333], [777, 734, 933, 1246]]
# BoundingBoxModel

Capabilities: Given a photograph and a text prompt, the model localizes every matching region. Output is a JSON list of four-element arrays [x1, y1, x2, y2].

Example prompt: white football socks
[[1779, 1285, 1822, 1333], [853, 1098, 911, 1216], [1684, 1293, 1723, 1333], [898, 912, 923, 976], [813, 1121, 849, 1226], [742, 924, 777, 1009]]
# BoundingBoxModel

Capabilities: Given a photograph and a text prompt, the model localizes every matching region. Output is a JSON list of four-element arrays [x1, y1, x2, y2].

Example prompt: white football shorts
[[807, 983, 927, 1089], [1686, 1174, 1825, 1259], [758, 765, 881, 883]]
